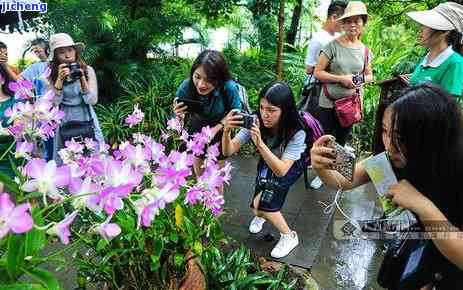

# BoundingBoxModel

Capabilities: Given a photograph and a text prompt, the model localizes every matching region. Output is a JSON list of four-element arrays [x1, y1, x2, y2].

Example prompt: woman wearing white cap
[[49, 33, 104, 162], [404, 2, 463, 98], [315, 1, 373, 147]]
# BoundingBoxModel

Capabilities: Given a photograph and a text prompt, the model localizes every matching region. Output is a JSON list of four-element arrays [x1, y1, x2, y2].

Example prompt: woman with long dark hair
[[48, 33, 103, 162], [173, 50, 242, 176], [311, 84, 463, 288], [222, 81, 307, 258]]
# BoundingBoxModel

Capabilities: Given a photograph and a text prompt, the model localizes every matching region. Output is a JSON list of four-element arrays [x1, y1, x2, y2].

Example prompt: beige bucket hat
[[48, 33, 85, 61], [407, 2, 463, 32], [337, 1, 368, 21]]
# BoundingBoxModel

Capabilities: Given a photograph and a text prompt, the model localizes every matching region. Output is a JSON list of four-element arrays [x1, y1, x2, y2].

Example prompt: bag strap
[[323, 45, 369, 100]]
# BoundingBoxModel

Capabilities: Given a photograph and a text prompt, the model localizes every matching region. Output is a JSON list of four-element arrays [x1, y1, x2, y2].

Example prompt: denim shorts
[[250, 159, 304, 212]]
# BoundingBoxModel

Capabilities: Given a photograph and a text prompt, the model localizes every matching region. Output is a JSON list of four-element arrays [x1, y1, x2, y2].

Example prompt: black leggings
[[317, 107, 352, 146]]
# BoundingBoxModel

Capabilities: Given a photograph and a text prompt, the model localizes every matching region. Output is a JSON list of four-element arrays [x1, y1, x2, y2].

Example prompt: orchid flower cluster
[[1, 105, 232, 246], [3, 68, 65, 159]]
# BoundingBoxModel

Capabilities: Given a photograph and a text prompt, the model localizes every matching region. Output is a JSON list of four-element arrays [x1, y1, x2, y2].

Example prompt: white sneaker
[[310, 176, 323, 189], [270, 231, 299, 258], [249, 216, 266, 234]]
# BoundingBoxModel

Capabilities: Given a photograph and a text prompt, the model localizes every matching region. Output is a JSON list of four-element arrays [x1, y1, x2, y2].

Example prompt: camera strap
[[322, 175, 411, 236]]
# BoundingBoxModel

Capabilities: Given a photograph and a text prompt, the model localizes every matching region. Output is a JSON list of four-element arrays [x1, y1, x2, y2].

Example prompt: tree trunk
[[286, 0, 303, 49], [276, 0, 285, 80]]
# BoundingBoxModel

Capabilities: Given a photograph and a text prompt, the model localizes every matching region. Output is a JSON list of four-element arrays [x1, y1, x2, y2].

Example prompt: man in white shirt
[[305, 1, 347, 80], [305, 1, 346, 189]]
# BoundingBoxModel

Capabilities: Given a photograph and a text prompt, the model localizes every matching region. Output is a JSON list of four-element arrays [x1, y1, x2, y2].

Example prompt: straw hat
[[48, 33, 85, 61], [407, 2, 463, 33], [337, 1, 368, 21]]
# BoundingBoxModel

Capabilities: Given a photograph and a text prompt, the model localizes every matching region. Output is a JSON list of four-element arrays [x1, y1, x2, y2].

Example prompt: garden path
[[222, 155, 385, 289]]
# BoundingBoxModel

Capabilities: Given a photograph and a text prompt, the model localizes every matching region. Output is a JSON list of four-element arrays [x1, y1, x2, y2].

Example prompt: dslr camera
[[352, 74, 365, 86], [258, 177, 281, 204], [233, 110, 256, 129], [65, 62, 83, 82]]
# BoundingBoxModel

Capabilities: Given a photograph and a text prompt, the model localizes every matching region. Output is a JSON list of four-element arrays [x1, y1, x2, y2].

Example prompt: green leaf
[[6, 235, 25, 280], [24, 208, 46, 257], [96, 239, 109, 252], [173, 253, 184, 268], [0, 284, 46, 290], [26, 268, 61, 290], [0, 171, 20, 195], [18, 192, 43, 203]]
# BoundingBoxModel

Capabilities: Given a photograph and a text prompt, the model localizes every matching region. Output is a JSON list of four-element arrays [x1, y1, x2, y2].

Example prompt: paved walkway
[[221, 155, 385, 289]]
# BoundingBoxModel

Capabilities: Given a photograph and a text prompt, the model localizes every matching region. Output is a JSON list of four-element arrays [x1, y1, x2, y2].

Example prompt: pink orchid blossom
[[15, 141, 33, 159], [97, 215, 121, 241], [65, 139, 85, 154], [125, 104, 144, 127], [98, 183, 135, 215], [47, 211, 78, 244], [166, 117, 182, 133], [120, 143, 152, 170], [21, 159, 71, 200], [0, 193, 33, 239], [8, 80, 34, 100]]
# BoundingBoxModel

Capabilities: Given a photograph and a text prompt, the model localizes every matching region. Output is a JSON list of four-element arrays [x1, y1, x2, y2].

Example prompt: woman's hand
[[338, 75, 356, 89], [250, 118, 263, 148], [222, 109, 243, 133], [310, 135, 337, 170], [385, 180, 433, 215], [398, 74, 411, 86], [57, 63, 70, 81], [173, 99, 187, 121]]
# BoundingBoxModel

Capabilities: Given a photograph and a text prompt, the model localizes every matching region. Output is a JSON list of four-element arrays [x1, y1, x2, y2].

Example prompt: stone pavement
[[221, 155, 385, 289]]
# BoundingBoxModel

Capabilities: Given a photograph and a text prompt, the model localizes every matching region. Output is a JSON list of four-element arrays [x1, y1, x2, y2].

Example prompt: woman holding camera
[[222, 81, 307, 259], [172, 50, 242, 176], [314, 1, 373, 146], [311, 84, 463, 289], [49, 33, 103, 162]]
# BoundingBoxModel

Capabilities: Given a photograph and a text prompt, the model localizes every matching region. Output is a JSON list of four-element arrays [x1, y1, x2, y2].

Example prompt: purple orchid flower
[[98, 183, 135, 215], [185, 186, 205, 205], [166, 117, 182, 133], [8, 80, 34, 100], [97, 215, 121, 241], [65, 139, 85, 154], [120, 143, 152, 169], [15, 141, 33, 159], [47, 211, 78, 244], [69, 177, 100, 211], [21, 159, 71, 200], [0, 193, 33, 239], [125, 104, 144, 128], [103, 158, 143, 188]]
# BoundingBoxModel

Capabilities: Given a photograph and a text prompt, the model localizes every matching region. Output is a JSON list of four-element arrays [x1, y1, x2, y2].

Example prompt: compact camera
[[65, 62, 83, 82], [233, 110, 256, 129], [352, 74, 365, 86]]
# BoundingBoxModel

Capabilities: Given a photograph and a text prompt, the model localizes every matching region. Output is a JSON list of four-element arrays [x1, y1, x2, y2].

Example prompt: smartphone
[[176, 98, 204, 113], [328, 140, 356, 181]]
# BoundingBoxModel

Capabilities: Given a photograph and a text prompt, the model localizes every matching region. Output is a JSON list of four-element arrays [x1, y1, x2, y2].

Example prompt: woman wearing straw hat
[[314, 1, 373, 147], [49, 33, 104, 162], [403, 2, 463, 98]]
